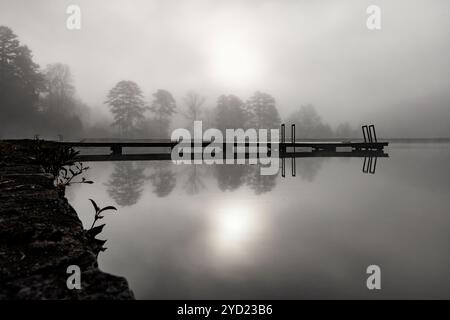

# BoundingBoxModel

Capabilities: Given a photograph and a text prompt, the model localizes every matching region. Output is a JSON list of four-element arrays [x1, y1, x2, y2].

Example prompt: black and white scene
[[1, 0, 450, 304]]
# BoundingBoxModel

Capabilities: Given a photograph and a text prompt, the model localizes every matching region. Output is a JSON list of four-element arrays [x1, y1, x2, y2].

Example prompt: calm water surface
[[68, 143, 450, 299]]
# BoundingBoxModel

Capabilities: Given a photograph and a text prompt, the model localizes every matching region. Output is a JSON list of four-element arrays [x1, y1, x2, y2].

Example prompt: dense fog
[[1, 0, 449, 139]]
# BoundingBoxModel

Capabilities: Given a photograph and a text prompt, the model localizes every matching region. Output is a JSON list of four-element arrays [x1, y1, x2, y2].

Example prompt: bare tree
[[150, 89, 177, 138], [287, 104, 333, 139], [182, 91, 205, 122], [42, 63, 75, 113]]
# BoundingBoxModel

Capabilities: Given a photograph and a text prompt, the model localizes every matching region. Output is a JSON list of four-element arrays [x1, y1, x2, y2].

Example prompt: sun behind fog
[[208, 31, 263, 86]]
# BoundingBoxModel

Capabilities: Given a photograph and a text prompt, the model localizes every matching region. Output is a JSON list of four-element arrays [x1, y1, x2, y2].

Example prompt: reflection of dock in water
[[74, 149, 388, 162], [62, 123, 388, 176]]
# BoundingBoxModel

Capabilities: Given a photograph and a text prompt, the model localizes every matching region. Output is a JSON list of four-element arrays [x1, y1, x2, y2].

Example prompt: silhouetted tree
[[287, 104, 333, 139], [39, 63, 84, 136], [150, 89, 176, 138], [182, 91, 205, 122], [245, 91, 281, 130], [0, 26, 42, 137], [42, 64, 75, 111], [214, 95, 248, 133], [134, 117, 160, 138], [181, 91, 205, 133], [105, 81, 147, 137], [105, 162, 146, 206]]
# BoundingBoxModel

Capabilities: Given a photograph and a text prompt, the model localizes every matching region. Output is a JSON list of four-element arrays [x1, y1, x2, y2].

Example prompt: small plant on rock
[[57, 162, 92, 187], [31, 138, 93, 195], [87, 199, 117, 254]]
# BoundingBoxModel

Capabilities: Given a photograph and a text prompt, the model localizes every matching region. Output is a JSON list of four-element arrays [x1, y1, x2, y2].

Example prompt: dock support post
[[281, 124, 286, 154], [362, 156, 377, 174], [362, 157, 369, 173], [369, 125, 377, 143], [291, 157, 296, 177], [362, 125, 368, 143], [291, 124, 295, 153], [370, 157, 377, 174]]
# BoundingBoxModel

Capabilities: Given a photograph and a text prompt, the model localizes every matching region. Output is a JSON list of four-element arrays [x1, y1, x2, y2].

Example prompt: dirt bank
[[0, 141, 134, 299]]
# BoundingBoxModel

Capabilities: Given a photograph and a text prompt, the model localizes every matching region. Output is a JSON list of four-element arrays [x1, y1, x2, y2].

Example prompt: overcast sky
[[1, 0, 450, 132]]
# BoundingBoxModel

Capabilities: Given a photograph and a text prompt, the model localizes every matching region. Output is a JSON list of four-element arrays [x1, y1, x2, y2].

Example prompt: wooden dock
[[63, 140, 387, 151], [59, 124, 388, 161], [62, 140, 388, 162]]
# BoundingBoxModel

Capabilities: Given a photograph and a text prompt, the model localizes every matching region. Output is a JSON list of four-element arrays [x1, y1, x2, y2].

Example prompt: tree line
[[0, 26, 86, 138], [105, 80, 358, 140], [1, 25, 358, 140]]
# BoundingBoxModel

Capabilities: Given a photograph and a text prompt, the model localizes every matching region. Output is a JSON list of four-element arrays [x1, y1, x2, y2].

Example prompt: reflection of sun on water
[[215, 206, 252, 247], [208, 200, 263, 265]]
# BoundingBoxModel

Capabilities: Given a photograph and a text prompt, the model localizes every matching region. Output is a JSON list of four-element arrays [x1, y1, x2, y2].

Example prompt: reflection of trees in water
[[184, 165, 205, 195], [105, 158, 325, 202], [245, 165, 278, 195], [106, 162, 177, 201], [213, 164, 277, 194], [211, 158, 325, 194], [213, 165, 248, 192], [149, 162, 177, 197], [295, 158, 325, 182], [105, 162, 146, 206]]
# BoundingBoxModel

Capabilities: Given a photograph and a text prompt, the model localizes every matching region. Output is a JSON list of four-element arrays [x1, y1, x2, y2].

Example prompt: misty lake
[[67, 143, 450, 299]]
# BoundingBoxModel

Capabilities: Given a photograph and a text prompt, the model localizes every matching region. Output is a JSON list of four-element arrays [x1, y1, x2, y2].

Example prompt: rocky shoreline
[[0, 141, 134, 299]]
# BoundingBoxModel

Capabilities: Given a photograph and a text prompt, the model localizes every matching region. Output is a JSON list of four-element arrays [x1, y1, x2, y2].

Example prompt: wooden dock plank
[[62, 140, 388, 149]]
